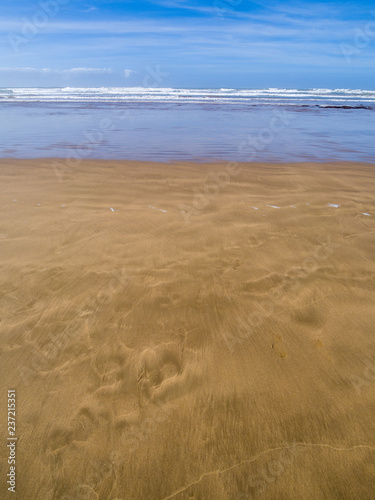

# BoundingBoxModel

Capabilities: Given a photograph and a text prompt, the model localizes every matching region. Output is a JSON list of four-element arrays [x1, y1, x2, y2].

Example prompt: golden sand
[[1, 159, 375, 499]]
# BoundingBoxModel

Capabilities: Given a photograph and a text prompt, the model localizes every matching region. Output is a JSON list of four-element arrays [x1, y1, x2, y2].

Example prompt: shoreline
[[2, 157, 375, 163]]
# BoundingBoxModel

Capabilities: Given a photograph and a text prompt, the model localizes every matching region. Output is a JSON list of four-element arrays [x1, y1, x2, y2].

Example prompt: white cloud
[[61, 67, 113, 73], [124, 69, 135, 78], [0, 67, 36, 72]]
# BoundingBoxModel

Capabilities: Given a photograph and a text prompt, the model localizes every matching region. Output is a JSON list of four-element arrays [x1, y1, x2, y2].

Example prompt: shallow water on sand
[[1, 88, 375, 161]]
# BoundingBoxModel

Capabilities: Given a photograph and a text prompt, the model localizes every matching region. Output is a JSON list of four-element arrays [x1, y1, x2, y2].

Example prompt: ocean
[[1, 87, 374, 162]]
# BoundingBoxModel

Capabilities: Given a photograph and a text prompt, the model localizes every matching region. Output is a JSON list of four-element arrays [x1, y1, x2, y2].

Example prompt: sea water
[[1, 87, 374, 161]]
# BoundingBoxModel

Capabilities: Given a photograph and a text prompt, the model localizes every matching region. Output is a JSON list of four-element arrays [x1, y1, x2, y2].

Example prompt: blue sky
[[0, 0, 374, 88]]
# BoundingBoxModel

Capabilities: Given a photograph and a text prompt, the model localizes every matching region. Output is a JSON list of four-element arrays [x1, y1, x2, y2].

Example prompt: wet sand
[[0, 159, 375, 499]]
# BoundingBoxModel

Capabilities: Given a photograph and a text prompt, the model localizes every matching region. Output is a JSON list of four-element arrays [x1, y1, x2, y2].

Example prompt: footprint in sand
[[46, 341, 200, 455], [272, 333, 287, 358], [158, 291, 183, 309], [137, 344, 182, 402], [46, 405, 98, 453], [312, 336, 333, 362], [313, 339, 324, 349], [214, 258, 243, 271]]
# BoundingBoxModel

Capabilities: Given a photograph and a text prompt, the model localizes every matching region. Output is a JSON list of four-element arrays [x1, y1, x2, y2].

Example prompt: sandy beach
[[1, 158, 375, 500]]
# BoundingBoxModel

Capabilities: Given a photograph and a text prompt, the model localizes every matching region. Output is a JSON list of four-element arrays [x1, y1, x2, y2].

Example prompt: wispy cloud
[[83, 6, 98, 13], [0, 67, 114, 74], [61, 67, 113, 74], [0, 16, 364, 41], [149, 0, 221, 16]]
